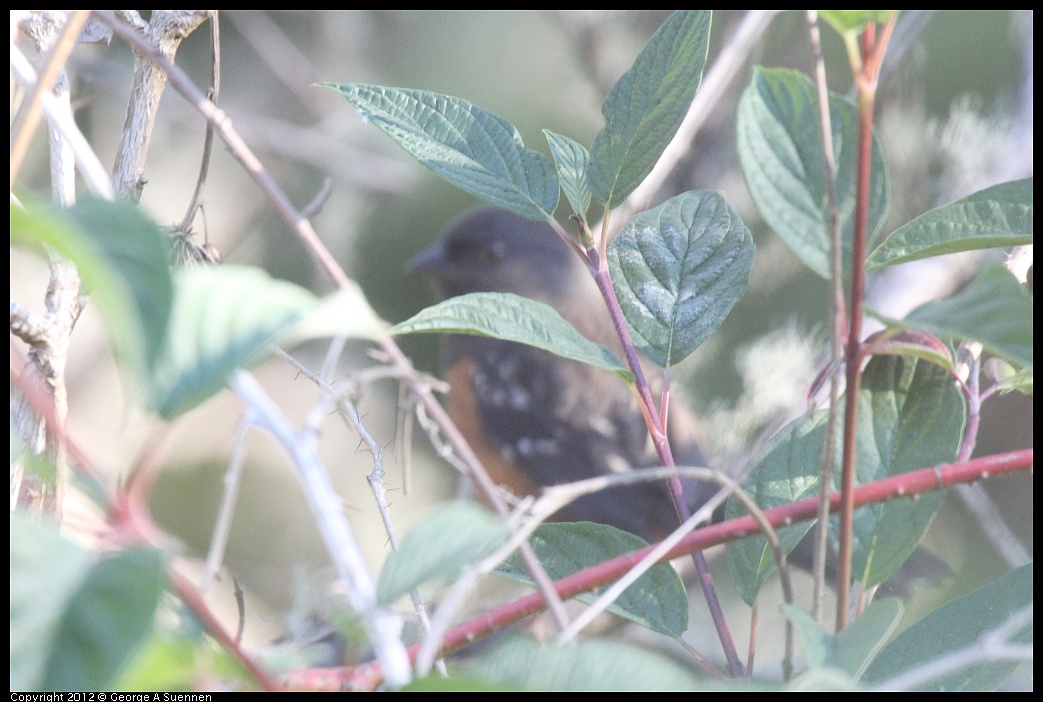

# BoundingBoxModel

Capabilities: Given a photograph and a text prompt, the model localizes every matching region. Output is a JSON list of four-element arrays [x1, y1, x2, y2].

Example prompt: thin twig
[[327, 448, 1033, 689], [168, 568, 285, 691], [200, 418, 251, 590], [178, 14, 220, 234], [110, 10, 216, 200], [951, 349, 1031, 568], [278, 348, 449, 677], [93, 8, 572, 633], [9, 46, 113, 198], [10, 11, 90, 187], [230, 371, 412, 687], [805, 9, 844, 628], [576, 13, 782, 673], [589, 239, 745, 677]]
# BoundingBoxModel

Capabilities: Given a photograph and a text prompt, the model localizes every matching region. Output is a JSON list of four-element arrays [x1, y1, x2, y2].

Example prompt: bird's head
[[409, 208, 583, 302]]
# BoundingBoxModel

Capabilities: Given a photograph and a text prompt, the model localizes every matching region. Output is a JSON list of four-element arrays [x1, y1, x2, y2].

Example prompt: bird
[[409, 207, 713, 543]]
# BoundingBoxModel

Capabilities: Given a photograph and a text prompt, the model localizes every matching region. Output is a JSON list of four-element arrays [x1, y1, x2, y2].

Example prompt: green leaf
[[726, 413, 828, 605], [467, 636, 703, 691], [544, 130, 592, 217], [403, 674, 518, 692], [11, 200, 173, 384], [984, 359, 1032, 395], [377, 502, 509, 606], [870, 265, 1033, 369], [147, 268, 383, 420], [392, 292, 633, 381], [11, 512, 94, 691], [64, 200, 175, 374], [588, 10, 712, 208], [867, 178, 1033, 269], [862, 563, 1033, 691], [45, 549, 167, 692], [283, 282, 388, 345], [738, 67, 889, 279], [147, 266, 324, 418], [781, 598, 904, 680], [999, 368, 1032, 394], [10, 514, 166, 692], [728, 356, 964, 601], [846, 355, 965, 587], [498, 522, 688, 637], [818, 11, 898, 36], [113, 631, 218, 692], [320, 83, 558, 220], [607, 190, 755, 367]]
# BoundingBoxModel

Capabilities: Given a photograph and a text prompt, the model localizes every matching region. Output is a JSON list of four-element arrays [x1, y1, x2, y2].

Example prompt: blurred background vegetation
[[11, 10, 1032, 665]]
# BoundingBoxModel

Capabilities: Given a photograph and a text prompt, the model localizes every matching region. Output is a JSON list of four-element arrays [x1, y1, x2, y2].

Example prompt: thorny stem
[[94, 5, 571, 667]]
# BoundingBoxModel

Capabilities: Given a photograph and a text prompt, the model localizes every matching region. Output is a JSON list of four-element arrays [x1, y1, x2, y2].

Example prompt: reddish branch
[[286, 448, 1033, 691]]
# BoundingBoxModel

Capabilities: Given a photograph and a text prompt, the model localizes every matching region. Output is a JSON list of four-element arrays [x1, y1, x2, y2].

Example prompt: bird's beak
[[406, 242, 446, 275]]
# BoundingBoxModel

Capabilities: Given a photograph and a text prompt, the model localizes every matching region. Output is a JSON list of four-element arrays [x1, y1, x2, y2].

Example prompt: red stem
[[836, 23, 878, 632], [588, 249, 743, 676], [294, 448, 1033, 690], [169, 569, 285, 691]]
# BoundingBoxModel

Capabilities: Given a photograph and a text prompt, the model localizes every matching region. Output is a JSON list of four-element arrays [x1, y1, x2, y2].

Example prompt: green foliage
[[781, 597, 904, 680], [608, 190, 755, 367], [377, 502, 509, 606], [863, 329, 956, 373], [738, 67, 890, 279], [318, 84, 559, 220], [498, 522, 688, 637], [393, 291, 633, 381], [862, 564, 1033, 691], [11, 514, 165, 691], [817, 11, 898, 37], [403, 674, 519, 692], [872, 265, 1033, 370], [11, 8, 1032, 693], [587, 10, 712, 208], [544, 129, 593, 218], [729, 355, 965, 602], [11, 200, 174, 384], [465, 636, 704, 691], [13, 201, 385, 421], [112, 629, 245, 693], [849, 356, 965, 587], [866, 178, 1033, 269], [725, 412, 829, 604], [147, 265, 384, 418], [45, 548, 167, 691]]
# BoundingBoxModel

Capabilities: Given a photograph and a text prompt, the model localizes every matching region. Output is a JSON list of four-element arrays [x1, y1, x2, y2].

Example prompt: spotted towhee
[[410, 207, 713, 542]]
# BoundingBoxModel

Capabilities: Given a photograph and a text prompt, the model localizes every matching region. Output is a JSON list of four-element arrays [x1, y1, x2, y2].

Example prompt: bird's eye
[[485, 240, 507, 264]]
